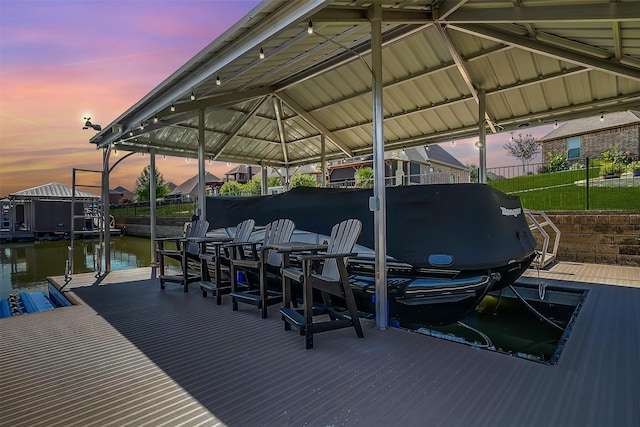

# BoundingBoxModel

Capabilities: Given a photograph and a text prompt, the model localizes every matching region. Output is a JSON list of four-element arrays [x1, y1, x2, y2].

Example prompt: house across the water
[[327, 145, 468, 186], [168, 172, 224, 201]]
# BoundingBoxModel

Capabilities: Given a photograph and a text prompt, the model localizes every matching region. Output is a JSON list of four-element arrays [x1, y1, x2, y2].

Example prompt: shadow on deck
[[1, 266, 639, 426]]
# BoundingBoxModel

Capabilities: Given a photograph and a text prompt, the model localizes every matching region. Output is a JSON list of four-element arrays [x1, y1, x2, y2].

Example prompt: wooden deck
[[1, 262, 638, 426]]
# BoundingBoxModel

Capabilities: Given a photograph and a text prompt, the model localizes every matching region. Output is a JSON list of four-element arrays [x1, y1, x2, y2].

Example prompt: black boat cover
[[206, 184, 536, 271]]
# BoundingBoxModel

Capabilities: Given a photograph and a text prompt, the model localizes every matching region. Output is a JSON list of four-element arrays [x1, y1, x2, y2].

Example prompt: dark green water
[[0, 236, 155, 299]]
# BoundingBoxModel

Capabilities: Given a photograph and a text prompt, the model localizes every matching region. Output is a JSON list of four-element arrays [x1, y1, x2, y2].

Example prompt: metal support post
[[198, 108, 206, 219], [478, 89, 487, 184], [102, 146, 111, 272], [371, 3, 388, 330], [150, 151, 157, 266], [320, 134, 327, 187]]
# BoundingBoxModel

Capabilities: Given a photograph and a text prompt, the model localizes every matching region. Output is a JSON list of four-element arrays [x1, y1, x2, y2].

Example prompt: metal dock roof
[[0, 264, 638, 426]]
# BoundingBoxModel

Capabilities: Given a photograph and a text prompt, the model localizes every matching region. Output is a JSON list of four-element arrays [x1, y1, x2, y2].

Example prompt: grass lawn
[[510, 186, 640, 210], [111, 168, 639, 216], [488, 167, 639, 210]]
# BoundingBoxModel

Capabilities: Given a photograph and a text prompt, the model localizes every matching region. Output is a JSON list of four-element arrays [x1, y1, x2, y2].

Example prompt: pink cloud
[[0, 0, 260, 196], [0, 1, 556, 197]]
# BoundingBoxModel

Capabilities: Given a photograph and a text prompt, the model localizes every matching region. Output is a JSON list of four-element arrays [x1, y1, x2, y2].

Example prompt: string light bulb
[[153, 115, 159, 123], [170, 103, 176, 112], [554, 120, 558, 129], [216, 75, 221, 86], [190, 91, 196, 100], [259, 47, 265, 59], [600, 112, 604, 122], [307, 20, 313, 34]]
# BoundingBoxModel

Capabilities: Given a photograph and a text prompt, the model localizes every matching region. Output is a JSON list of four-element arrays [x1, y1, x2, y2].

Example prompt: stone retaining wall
[[537, 211, 640, 266], [117, 211, 640, 267], [115, 216, 186, 239]]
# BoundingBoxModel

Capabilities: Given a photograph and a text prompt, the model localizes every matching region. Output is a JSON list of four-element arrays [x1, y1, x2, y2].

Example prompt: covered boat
[[206, 184, 536, 326]]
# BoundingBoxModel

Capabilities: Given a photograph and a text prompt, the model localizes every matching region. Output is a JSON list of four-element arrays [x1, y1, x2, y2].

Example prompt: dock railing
[[525, 210, 561, 269]]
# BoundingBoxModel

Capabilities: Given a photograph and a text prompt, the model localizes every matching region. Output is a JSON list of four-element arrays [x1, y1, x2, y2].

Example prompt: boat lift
[[524, 210, 561, 269], [69, 168, 108, 279]]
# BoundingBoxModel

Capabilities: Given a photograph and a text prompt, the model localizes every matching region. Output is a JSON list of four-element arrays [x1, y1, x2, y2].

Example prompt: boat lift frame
[[70, 168, 106, 277]]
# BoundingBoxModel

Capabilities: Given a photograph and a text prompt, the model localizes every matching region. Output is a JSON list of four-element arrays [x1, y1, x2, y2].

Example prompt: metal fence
[[486, 157, 639, 211], [327, 169, 470, 188]]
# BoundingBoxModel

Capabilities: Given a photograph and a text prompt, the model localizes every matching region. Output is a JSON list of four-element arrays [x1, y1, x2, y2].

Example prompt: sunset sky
[[0, 0, 553, 198]]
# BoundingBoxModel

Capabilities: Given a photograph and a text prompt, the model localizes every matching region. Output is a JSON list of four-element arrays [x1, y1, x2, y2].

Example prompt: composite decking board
[[522, 262, 640, 288], [0, 282, 221, 427], [0, 264, 638, 426]]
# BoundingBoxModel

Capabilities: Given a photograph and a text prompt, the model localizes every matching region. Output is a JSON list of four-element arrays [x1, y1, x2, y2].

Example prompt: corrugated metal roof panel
[[90, 0, 640, 168], [10, 182, 99, 200]]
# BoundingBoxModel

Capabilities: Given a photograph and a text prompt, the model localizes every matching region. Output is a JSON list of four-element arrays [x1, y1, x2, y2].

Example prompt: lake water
[[0, 236, 154, 299]]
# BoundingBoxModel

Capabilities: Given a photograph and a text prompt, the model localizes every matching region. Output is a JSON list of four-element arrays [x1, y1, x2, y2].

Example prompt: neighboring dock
[[0, 263, 638, 426], [0, 227, 121, 243], [0, 229, 36, 243]]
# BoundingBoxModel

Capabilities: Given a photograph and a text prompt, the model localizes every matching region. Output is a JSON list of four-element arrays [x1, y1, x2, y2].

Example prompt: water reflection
[[0, 236, 153, 299]]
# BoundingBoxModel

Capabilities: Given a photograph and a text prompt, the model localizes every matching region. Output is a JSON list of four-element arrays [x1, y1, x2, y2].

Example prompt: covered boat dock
[[0, 263, 638, 426], [87, 0, 640, 327], [1, 182, 101, 242]]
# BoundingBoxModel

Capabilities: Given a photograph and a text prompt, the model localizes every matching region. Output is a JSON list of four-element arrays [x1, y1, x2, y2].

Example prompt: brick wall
[[533, 211, 640, 266], [543, 125, 640, 161]]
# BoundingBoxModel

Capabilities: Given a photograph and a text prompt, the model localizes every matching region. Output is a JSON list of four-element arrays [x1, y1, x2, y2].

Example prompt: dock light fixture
[[82, 117, 102, 131], [216, 75, 221, 86], [259, 47, 265, 59], [190, 91, 196, 100], [170, 103, 176, 112], [307, 20, 313, 34], [475, 140, 484, 149]]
